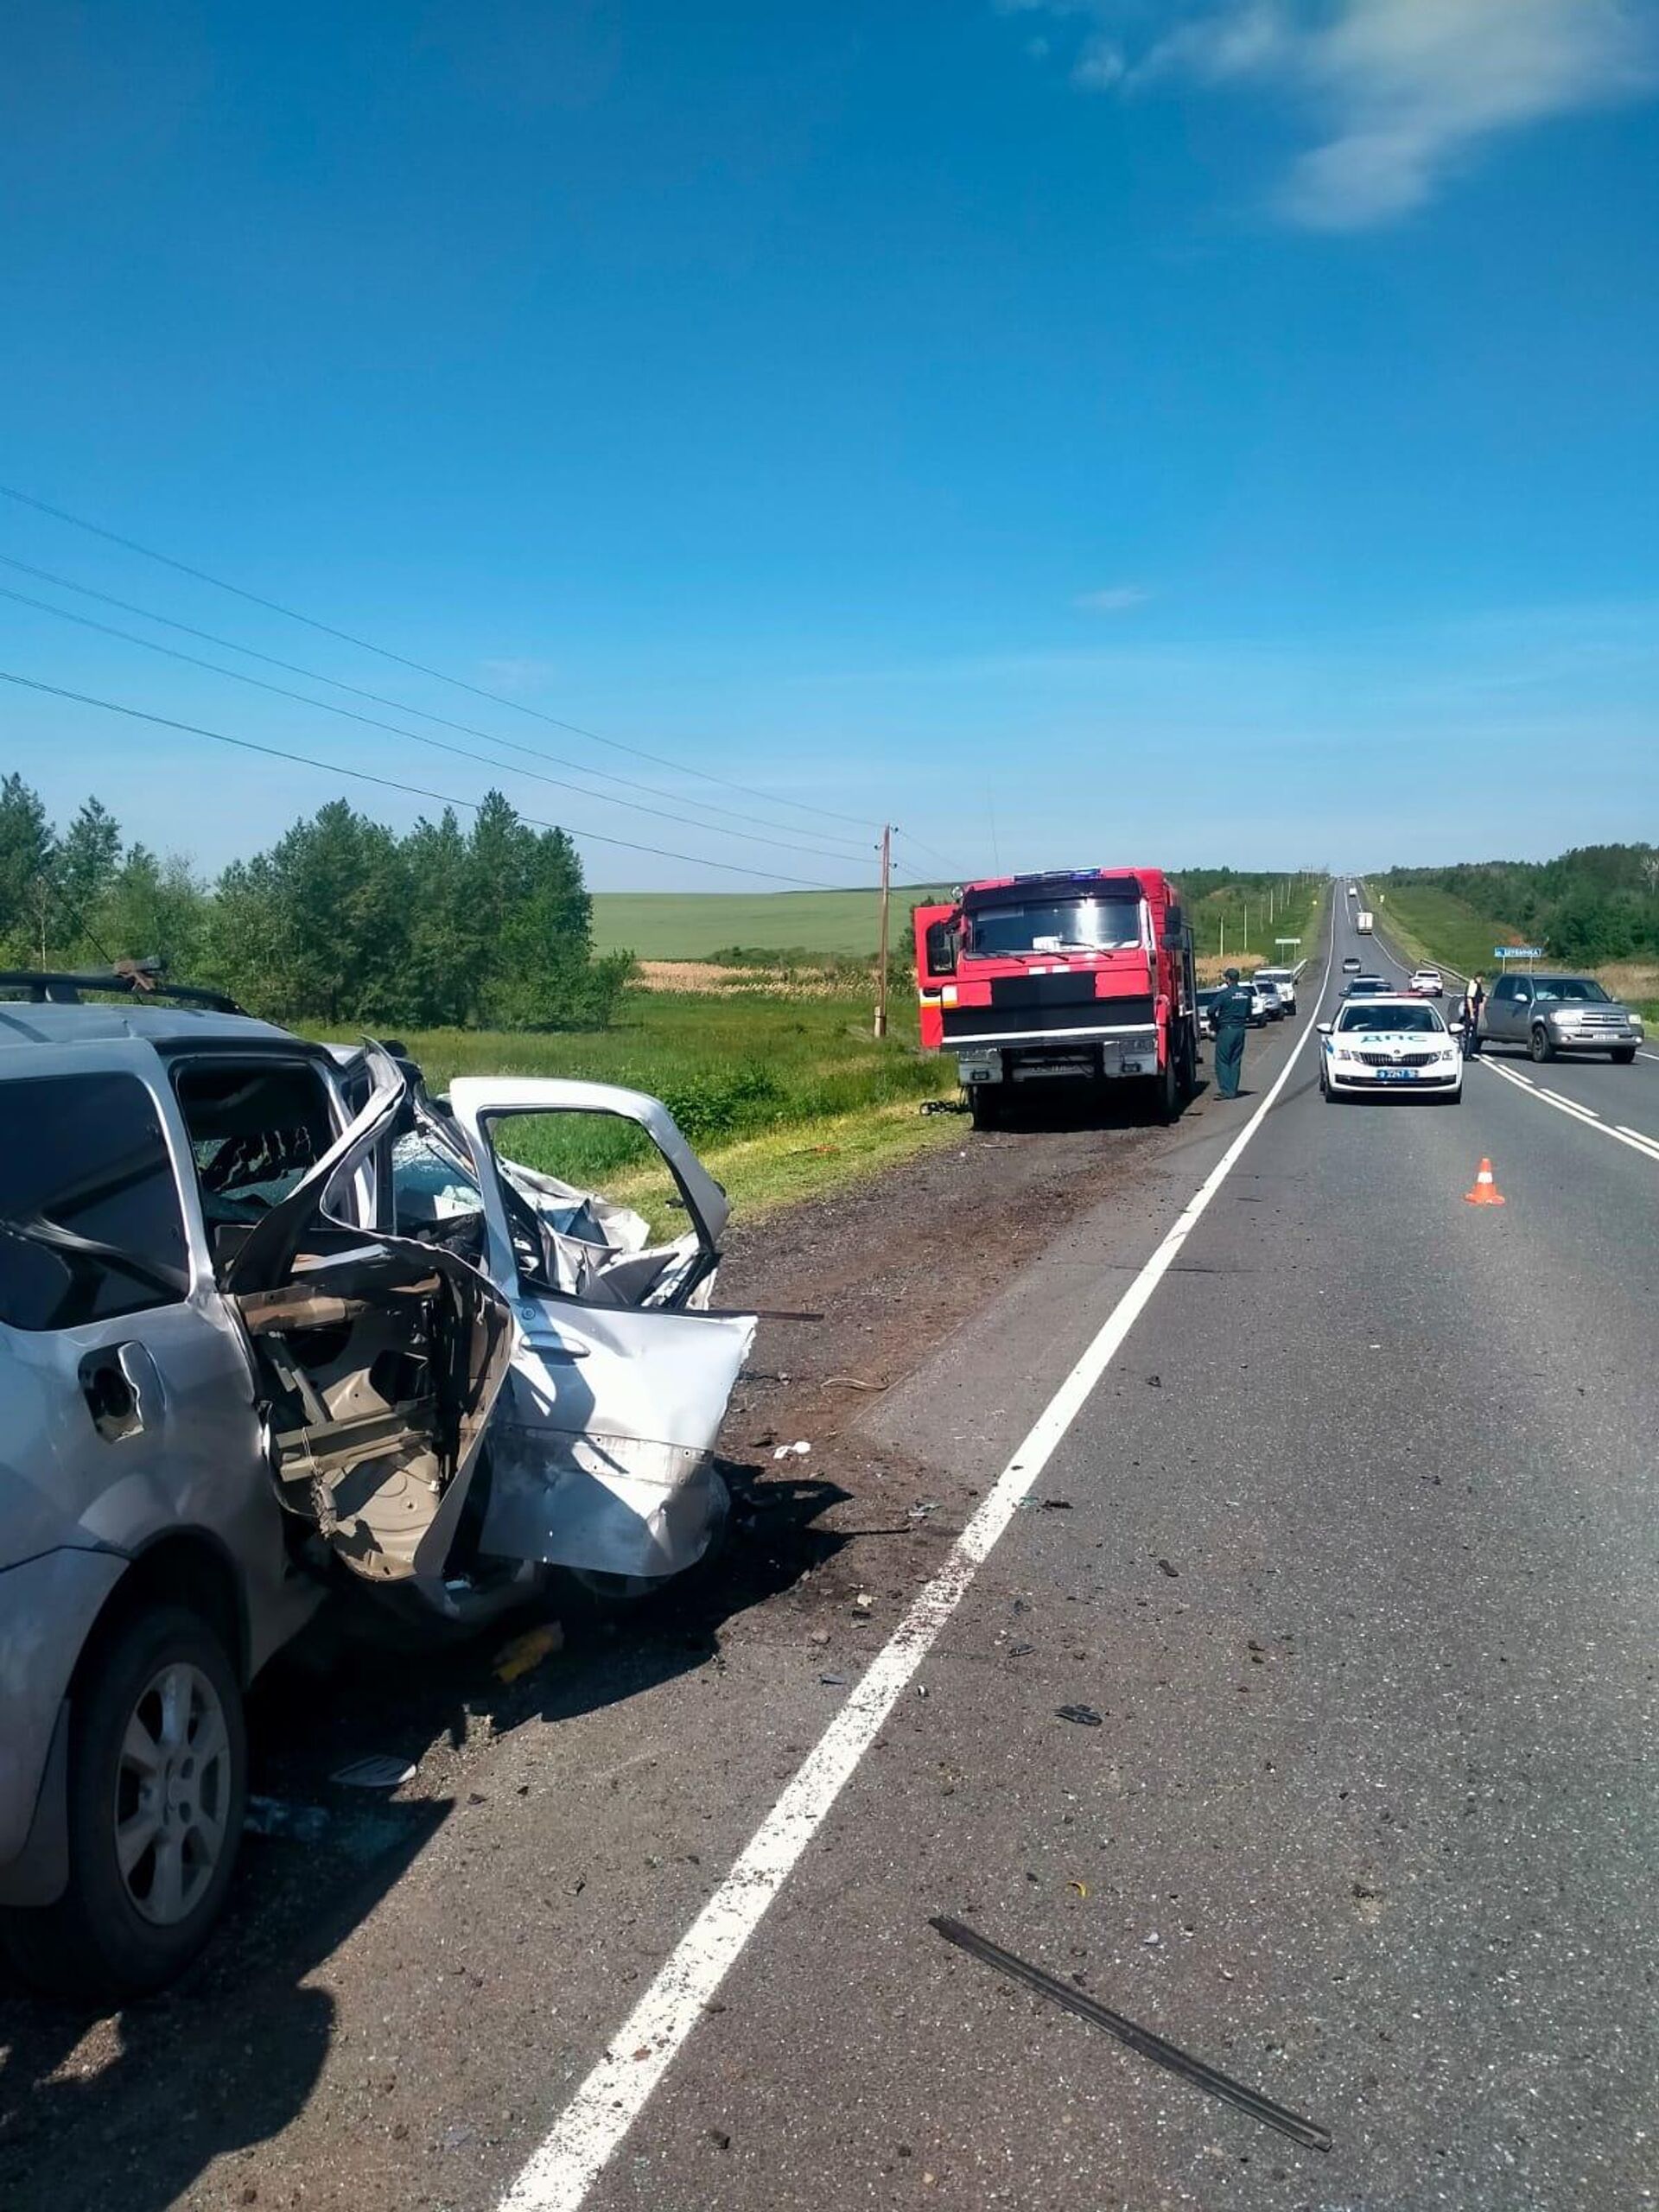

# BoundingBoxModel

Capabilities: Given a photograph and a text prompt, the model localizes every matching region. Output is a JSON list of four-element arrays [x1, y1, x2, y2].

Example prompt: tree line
[[1382, 845, 1659, 965], [0, 774, 632, 1031]]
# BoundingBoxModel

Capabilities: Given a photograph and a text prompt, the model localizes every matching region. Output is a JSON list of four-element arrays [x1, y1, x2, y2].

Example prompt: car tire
[[1529, 1026, 1555, 1064], [0, 1603, 248, 2005], [969, 1086, 1001, 1131], [1612, 1047, 1637, 1065]]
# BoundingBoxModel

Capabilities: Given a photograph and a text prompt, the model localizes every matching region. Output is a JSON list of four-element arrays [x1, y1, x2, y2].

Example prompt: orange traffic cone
[[1464, 1156, 1505, 1206]]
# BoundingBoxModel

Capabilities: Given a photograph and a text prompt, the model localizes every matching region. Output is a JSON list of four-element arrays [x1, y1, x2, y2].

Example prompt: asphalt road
[[4, 892, 1654, 2211]]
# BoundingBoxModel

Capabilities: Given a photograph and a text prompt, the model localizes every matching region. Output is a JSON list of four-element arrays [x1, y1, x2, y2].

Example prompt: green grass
[[591, 887, 950, 960], [1370, 880, 1523, 978], [386, 988, 953, 1203]]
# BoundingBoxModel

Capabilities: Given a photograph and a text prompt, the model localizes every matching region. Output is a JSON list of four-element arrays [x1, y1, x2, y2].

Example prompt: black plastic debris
[[930, 1916, 1332, 2154], [1055, 1704, 1103, 1727]]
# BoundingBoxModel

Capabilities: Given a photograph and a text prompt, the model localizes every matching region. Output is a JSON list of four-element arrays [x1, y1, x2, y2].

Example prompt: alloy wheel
[[113, 1662, 234, 1927]]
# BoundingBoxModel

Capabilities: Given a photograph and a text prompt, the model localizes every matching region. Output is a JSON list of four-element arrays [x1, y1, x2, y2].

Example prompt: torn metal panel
[[446, 1078, 755, 1579], [226, 1044, 513, 1596], [476, 1300, 756, 1578]]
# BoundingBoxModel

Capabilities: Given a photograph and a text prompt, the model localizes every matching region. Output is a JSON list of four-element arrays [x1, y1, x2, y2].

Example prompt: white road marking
[[1640, 1052, 1659, 1065], [1481, 1060, 1659, 1164], [496, 920, 1340, 2212], [1538, 1087, 1600, 1120]]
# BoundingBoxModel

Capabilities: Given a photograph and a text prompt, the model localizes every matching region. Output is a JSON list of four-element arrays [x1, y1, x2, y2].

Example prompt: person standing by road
[[1211, 966, 1254, 1099], [1464, 973, 1485, 1057]]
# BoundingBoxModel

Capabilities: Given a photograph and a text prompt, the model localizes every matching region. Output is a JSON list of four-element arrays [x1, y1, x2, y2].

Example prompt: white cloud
[[1013, 1, 1659, 227], [1074, 582, 1150, 612], [1071, 35, 1126, 91]]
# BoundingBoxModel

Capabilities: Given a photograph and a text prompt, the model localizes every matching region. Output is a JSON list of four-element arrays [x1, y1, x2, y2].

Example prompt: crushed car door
[[446, 1078, 755, 1580], [224, 1046, 512, 1597]]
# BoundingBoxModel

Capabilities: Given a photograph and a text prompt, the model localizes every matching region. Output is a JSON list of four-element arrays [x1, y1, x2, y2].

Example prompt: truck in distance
[[1356, 909, 1375, 933], [913, 868, 1200, 1128]]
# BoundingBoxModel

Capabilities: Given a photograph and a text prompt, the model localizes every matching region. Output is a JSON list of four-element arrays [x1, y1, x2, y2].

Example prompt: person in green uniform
[[1211, 966, 1253, 1098]]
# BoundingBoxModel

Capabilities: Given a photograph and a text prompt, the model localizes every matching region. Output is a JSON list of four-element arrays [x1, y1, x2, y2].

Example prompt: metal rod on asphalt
[[931, 1915, 1333, 2154]]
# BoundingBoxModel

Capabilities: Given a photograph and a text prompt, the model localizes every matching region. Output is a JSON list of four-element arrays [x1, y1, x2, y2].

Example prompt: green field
[[594, 874, 1318, 966], [591, 887, 949, 960]]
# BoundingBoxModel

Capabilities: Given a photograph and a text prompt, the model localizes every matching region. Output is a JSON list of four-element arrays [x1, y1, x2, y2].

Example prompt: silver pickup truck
[[1480, 972, 1645, 1063]]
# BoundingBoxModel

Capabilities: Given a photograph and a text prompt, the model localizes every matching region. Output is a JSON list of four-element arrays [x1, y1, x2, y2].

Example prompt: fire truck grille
[[943, 995, 1155, 1042]]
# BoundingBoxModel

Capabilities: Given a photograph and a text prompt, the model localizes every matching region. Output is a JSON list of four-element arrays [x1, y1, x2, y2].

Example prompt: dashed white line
[[495, 918, 1340, 2212], [1538, 1087, 1599, 1120], [1481, 1060, 1659, 1163]]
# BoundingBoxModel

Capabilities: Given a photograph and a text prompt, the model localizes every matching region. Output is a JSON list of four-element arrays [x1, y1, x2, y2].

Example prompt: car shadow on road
[[0, 1456, 847, 2212]]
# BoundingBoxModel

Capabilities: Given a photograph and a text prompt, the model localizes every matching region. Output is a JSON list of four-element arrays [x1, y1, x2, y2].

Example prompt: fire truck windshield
[[965, 896, 1144, 957]]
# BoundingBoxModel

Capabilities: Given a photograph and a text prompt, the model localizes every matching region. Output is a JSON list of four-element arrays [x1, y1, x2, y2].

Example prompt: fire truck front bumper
[[954, 1025, 1161, 1085]]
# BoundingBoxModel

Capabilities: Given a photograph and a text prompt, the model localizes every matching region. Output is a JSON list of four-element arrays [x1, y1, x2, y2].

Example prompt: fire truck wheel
[[1154, 1049, 1181, 1125], [969, 1086, 1001, 1130]]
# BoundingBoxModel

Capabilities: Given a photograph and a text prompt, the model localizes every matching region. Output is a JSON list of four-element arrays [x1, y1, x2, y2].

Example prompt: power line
[[0, 582, 869, 868], [0, 483, 878, 832], [0, 669, 852, 889], [893, 826, 964, 880], [0, 550, 873, 861]]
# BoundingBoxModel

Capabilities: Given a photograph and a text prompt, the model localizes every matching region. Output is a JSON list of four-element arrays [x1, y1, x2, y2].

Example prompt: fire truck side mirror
[[925, 919, 958, 976], [1162, 904, 1185, 946]]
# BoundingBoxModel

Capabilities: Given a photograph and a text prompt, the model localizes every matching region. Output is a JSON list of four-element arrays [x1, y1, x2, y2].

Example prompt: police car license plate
[[1375, 1068, 1416, 1082]]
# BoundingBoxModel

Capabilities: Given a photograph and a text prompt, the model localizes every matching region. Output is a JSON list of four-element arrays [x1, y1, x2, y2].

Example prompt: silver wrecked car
[[0, 969, 753, 1999]]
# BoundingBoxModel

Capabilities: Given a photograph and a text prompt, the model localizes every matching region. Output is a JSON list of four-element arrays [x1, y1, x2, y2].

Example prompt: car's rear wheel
[[1612, 1047, 1636, 1065], [1529, 1026, 1555, 1063], [0, 1603, 247, 2004]]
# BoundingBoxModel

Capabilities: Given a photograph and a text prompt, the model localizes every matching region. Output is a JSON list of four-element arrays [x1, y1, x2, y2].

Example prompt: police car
[[1317, 995, 1464, 1103]]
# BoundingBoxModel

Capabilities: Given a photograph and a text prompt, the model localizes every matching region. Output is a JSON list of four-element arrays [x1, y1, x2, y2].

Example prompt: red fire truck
[[913, 868, 1200, 1128]]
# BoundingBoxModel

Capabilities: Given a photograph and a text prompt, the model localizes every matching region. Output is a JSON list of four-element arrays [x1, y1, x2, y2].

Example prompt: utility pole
[[874, 823, 893, 1039]]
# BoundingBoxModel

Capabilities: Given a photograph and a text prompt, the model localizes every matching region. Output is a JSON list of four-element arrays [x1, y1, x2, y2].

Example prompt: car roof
[[1338, 995, 1438, 1015], [0, 1001, 309, 1057]]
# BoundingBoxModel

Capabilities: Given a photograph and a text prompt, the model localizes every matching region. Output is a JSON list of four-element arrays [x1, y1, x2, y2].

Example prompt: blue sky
[[3, 0, 1657, 889]]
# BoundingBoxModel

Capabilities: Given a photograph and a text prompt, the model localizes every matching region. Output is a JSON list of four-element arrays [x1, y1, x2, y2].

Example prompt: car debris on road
[[931, 1915, 1332, 2152]]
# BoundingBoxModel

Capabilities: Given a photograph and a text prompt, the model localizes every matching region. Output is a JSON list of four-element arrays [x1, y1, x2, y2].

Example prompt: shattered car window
[[174, 1061, 338, 1226]]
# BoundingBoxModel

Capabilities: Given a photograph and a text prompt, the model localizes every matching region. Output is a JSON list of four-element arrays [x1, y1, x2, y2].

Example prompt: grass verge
[[608, 1096, 963, 1232]]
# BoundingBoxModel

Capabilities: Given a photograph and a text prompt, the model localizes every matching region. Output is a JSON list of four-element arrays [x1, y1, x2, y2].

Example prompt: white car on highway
[[1317, 995, 1464, 1103], [1252, 966, 1299, 1014], [1408, 966, 1445, 998]]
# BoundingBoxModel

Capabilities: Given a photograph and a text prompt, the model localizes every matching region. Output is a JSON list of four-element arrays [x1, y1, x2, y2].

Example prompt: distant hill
[[1380, 845, 1659, 966]]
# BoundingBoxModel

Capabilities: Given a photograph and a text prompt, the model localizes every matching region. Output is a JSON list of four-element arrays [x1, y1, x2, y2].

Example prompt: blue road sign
[[1494, 946, 1545, 959]]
